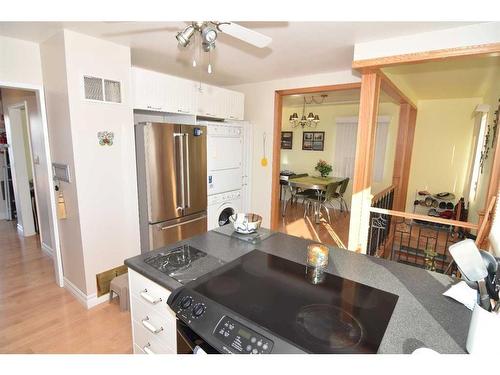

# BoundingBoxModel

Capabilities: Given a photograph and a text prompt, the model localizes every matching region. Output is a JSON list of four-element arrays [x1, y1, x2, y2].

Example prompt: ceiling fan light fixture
[[202, 24, 217, 43], [202, 41, 215, 52], [176, 25, 195, 47]]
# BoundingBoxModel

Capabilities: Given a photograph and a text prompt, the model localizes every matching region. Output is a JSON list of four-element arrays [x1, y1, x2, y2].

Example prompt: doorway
[[0, 83, 63, 287], [271, 83, 361, 248]]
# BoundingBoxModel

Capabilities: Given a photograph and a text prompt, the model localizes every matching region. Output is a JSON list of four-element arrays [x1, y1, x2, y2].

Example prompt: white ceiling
[[384, 54, 500, 101], [0, 21, 479, 86]]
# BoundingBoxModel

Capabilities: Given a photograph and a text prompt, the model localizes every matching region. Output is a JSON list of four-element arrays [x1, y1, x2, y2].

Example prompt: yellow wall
[[405, 97, 483, 212], [280, 101, 400, 208], [468, 69, 500, 224]]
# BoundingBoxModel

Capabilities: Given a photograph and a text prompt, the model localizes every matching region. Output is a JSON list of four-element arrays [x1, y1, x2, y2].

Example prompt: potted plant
[[315, 160, 333, 178]]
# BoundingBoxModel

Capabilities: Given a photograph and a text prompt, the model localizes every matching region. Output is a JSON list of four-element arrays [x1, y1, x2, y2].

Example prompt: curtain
[[334, 116, 390, 182]]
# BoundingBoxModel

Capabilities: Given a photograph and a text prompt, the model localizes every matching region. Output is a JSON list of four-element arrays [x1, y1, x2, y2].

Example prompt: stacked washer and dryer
[[201, 121, 251, 231]]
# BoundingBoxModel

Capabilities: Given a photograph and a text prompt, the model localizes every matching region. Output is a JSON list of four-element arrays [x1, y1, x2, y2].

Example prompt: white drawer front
[[128, 269, 173, 317], [132, 320, 176, 354], [131, 295, 176, 350]]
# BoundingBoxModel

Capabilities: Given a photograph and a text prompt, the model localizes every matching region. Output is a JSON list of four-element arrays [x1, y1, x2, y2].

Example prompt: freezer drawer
[[148, 213, 207, 251]]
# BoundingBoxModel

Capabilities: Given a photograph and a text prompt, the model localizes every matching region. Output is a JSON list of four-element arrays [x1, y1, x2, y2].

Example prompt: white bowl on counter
[[229, 213, 263, 234]]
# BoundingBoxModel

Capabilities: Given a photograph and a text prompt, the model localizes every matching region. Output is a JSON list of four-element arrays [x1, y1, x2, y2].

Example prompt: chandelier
[[289, 94, 328, 128]]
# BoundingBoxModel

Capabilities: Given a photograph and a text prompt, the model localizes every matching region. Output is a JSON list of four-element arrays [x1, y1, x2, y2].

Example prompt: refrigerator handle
[[184, 133, 191, 209], [174, 133, 185, 212]]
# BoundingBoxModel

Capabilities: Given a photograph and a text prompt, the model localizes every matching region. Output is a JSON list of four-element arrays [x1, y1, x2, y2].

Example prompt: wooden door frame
[[270, 83, 361, 230], [350, 42, 500, 253], [0, 81, 64, 287]]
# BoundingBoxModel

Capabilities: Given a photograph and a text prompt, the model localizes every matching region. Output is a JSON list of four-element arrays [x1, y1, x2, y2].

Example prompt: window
[[467, 106, 490, 203], [334, 116, 390, 182]]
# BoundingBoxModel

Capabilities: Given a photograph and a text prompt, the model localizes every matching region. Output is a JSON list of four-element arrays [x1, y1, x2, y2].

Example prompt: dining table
[[287, 175, 346, 224]]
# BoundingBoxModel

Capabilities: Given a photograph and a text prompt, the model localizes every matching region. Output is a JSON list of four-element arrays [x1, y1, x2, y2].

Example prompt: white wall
[[228, 70, 361, 227], [0, 35, 43, 86], [62, 30, 140, 297], [40, 32, 88, 293], [354, 22, 500, 61]]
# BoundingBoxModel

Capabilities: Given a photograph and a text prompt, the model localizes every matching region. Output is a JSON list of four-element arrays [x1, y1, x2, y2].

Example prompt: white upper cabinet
[[197, 84, 245, 120], [197, 83, 222, 118], [131, 67, 197, 115], [132, 67, 244, 120]]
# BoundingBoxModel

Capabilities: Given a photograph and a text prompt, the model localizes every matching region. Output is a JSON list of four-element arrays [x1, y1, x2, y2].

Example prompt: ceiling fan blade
[[216, 22, 272, 48]]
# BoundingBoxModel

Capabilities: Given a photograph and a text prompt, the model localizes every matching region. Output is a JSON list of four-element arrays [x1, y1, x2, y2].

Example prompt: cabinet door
[[197, 83, 220, 118], [225, 90, 244, 120], [163, 75, 197, 115], [131, 68, 165, 111]]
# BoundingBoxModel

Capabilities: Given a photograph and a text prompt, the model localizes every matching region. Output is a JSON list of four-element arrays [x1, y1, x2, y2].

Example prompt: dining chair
[[282, 174, 313, 216], [332, 178, 350, 213], [303, 181, 342, 223]]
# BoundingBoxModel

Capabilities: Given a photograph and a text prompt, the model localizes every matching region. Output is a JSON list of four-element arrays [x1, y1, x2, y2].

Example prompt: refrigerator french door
[[136, 122, 207, 252]]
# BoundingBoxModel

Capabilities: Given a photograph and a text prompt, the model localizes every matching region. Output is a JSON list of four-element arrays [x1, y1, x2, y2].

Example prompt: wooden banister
[[476, 196, 497, 247], [369, 207, 478, 230], [371, 184, 396, 203]]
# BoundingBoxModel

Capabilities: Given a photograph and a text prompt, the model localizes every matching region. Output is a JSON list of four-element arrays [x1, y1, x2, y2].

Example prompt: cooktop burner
[[175, 250, 398, 353], [144, 245, 224, 284], [295, 304, 363, 350]]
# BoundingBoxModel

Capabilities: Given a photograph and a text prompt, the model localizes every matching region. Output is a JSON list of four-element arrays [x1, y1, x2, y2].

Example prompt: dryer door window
[[218, 207, 235, 226]]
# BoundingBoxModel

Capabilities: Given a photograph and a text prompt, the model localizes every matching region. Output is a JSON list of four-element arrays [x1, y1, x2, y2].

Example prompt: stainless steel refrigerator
[[135, 122, 207, 252]]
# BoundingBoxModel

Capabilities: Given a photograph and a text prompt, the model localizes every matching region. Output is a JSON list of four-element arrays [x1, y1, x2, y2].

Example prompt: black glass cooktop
[[187, 250, 398, 353]]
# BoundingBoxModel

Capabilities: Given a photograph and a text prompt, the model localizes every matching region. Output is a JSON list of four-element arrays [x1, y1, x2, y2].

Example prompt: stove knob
[[192, 303, 206, 317], [180, 296, 193, 309]]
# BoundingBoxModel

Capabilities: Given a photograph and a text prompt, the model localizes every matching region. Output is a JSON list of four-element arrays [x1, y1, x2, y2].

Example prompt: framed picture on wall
[[281, 131, 293, 149], [303, 131, 324, 151]]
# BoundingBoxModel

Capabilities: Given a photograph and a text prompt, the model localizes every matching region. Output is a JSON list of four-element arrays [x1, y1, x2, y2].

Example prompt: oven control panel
[[213, 316, 274, 354]]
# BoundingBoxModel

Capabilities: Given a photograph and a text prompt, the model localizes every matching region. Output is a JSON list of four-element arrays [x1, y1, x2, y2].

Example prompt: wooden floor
[[0, 220, 132, 354], [278, 201, 350, 249]]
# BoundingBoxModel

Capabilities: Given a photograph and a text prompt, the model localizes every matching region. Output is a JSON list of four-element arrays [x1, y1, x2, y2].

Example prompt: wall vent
[[84, 76, 104, 101], [104, 79, 121, 103], [83, 75, 122, 103]]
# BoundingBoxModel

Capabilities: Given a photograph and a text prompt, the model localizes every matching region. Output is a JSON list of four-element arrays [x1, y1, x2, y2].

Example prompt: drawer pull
[[142, 316, 163, 334], [143, 343, 155, 354], [140, 289, 162, 305]]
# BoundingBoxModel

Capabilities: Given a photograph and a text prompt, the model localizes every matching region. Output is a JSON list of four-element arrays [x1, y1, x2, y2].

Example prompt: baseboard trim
[[63, 277, 110, 309], [0, 212, 6, 220], [41, 242, 54, 258]]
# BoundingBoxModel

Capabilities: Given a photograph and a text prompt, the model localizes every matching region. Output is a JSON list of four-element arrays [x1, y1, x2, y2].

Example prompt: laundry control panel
[[213, 316, 274, 354]]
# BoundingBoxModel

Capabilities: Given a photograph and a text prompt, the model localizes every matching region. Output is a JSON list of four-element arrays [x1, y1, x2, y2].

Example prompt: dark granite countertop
[[125, 229, 471, 354]]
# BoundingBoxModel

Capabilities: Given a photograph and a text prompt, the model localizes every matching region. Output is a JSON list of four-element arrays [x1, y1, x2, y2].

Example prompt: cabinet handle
[[143, 343, 155, 354], [177, 109, 189, 114], [147, 105, 162, 111], [140, 289, 162, 305], [141, 316, 163, 334]]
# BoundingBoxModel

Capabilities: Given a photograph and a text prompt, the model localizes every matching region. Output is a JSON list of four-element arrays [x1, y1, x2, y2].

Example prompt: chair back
[[324, 181, 341, 201], [339, 178, 350, 195]]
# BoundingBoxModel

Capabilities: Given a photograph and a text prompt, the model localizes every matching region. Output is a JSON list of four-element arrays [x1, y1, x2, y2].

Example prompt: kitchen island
[[125, 229, 471, 354]]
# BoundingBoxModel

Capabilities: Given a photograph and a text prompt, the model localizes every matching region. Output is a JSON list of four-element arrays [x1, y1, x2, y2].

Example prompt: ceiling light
[[201, 25, 217, 44], [202, 41, 215, 52], [176, 25, 195, 47], [289, 96, 327, 128]]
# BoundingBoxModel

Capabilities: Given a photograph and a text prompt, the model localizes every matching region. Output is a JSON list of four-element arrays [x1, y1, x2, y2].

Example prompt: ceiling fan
[[176, 21, 272, 74]]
